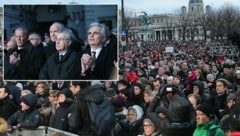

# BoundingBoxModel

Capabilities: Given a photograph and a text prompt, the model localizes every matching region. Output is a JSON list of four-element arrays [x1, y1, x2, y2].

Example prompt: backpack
[[230, 104, 240, 130], [86, 88, 116, 136]]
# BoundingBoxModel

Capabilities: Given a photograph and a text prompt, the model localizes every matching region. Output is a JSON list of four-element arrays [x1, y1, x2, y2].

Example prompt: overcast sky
[[1, 0, 240, 15]]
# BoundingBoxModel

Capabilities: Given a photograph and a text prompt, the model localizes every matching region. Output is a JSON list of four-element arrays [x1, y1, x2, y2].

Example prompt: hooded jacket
[[7, 108, 41, 129], [192, 80, 209, 102], [193, 121, 225, 136], [7, 94, 41, 129], [68, 85, 106, 136]]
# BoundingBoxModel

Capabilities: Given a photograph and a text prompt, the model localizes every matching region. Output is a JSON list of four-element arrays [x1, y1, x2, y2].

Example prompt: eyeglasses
[[127, 113, 137, 116], [143, 124, 153, 127]]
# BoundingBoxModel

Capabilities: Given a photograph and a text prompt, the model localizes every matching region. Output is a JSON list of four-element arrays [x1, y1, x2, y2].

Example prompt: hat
[[129, 105, 143, 121], [21, 94, 38, 108], [155, 106, 166, 114], [167, 76, 174, 81], [163, 85, 178, 95], [235, 69, 240, 74], [105, 88, 117, 97], [143, 118, 156, 128], [59, 88, 73, 98], [227, 93, 236, 102], [197, 103, 215, 119], [223, 64, 232, 69]]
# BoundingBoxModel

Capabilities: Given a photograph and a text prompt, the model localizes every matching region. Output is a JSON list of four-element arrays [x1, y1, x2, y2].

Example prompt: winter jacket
[[4, 42, 45, 80], [118, 118, 143, 136], [193, 121, 225, 136], [68, 85, 109, 136], [0, 97, 18, 120], [148, 95, 196, 136], [231, 131, 240, 136], [7, 108, 41, 129], [51, 100, 72, 131], [39, 50, 81, 80]]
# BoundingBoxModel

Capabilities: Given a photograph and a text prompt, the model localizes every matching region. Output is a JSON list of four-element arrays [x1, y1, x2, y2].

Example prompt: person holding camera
[[148, 85, 196, 136]]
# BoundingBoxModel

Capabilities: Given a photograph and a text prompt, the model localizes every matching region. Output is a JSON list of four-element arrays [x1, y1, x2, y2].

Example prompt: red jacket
[[124, 71, 137, 83], [231, 131, 240, 136]]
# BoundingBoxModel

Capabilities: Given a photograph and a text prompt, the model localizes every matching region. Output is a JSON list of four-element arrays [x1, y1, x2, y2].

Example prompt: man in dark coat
[[39, 29, 81, 80], [81, 22, 117, 80], [0, 86, 18, 120], [44, 22, 64, 58], [4, 27, 45, 80], [148, 85, 196, 136], [68, 81, 95, 135], [50, 88, 72, 131], [7, 94, 41, 130]]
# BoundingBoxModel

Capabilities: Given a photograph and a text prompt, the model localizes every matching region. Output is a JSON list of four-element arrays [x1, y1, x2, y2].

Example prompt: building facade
[[4, 5, 117, 41], [127, 0, 211, 42]]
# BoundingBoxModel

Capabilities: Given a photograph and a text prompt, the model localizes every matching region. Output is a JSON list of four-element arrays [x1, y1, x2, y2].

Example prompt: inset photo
[[3, 5, 118, 80]]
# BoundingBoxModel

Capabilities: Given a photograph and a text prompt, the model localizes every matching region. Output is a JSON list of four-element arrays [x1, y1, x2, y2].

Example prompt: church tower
[[188, 0, 204, 15]]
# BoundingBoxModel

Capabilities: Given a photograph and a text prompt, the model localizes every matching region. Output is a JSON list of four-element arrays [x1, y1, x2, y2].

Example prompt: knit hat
[[143, 118, 156, 128], [227, 93, 236, 102], [21, 94, 38, 108], [197, 103, 215, 119], [129, 105, 143, 121], [59, 88, 73, 98]]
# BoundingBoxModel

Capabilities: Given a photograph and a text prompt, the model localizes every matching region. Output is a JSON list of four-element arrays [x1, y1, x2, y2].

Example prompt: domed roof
[[189, 0, 203, 4]]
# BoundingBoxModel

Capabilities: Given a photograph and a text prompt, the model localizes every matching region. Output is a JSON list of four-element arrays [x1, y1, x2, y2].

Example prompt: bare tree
[[177, 13, 191, 41]]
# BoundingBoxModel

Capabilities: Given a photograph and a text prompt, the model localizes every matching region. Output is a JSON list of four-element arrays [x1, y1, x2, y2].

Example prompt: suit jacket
[[4, 42, 45, 80], [39, 50, 81, 80], [83, 37, 117, 80]]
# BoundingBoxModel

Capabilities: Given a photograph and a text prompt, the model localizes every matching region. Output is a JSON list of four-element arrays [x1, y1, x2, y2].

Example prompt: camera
[[166, 87, 172, 92]]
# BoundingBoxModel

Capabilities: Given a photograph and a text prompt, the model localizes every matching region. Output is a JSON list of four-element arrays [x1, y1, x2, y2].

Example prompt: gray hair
[[15, 27, 28, 36], [206, 74, 214, 81], [59, 28, 73, 41], [50, 22, 65, 32], [89, 22, 109, 42], [29, 32, 42, 40]]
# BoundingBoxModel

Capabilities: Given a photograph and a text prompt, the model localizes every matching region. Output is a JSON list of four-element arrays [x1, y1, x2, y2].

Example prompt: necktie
[[91, 51, 96, 60], [59, 55, 64, 61], [91, 51, 96, 71]]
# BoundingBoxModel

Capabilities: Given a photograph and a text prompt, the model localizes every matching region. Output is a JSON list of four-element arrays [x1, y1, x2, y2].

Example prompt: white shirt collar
[[91, 48, 102, 59]]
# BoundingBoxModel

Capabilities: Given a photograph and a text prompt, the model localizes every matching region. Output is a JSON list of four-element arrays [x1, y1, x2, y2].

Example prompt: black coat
[[0, 97, 18, 120], [39, 50, 81, 80], [7, 108, 41, 129], [51, 100, 72, 131], [68, 86, 101, 136], [83, 38, 117, 80], [4, 42, 45, 80], [118, 119, 143, 136]]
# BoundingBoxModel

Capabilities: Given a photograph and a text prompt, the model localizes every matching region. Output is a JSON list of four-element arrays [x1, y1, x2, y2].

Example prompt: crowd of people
[[1, 30, 240, 136], [3, 21, 117, 80]]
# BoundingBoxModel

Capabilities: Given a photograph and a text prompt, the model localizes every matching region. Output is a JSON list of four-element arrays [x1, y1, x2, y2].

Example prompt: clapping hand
[[9, 52, 20, 65], [81, 53, 93, 73]]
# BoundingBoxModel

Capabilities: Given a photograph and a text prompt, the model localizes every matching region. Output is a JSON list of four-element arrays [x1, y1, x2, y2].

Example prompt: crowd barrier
[[6, 126, 78, 136]]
